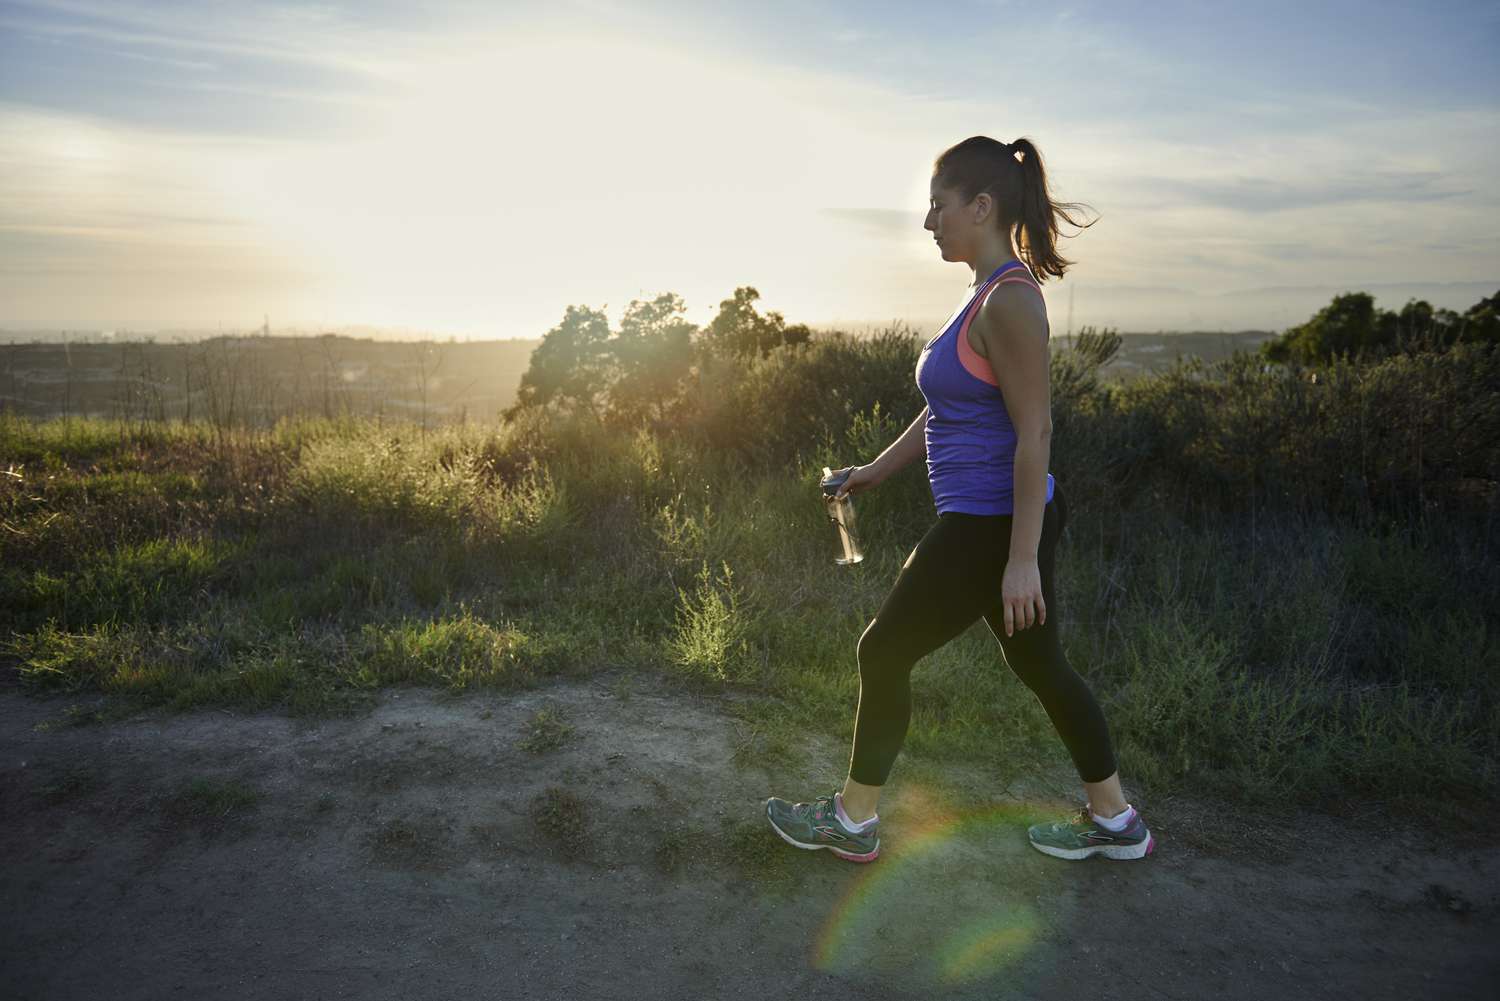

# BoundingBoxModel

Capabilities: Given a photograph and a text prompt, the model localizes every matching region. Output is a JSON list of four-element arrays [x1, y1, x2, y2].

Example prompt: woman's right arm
[[837, 406, 928, 497]]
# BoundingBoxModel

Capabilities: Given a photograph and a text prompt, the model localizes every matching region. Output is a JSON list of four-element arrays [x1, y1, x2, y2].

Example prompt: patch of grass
[[37, 765, 102, 805], [529, 786, 588, 860], [33, 699, 139, 729], [653, 824, 706, 874], [518, 705, 575, 753], [5, 534, 241, 634], [667, 560, 752, 684], [727, 702, 810, 775], [717, 816, 796, 888], [158, 777, 260, 834], [608, 672, 636, 702], [369, 812, 455, 870], [351, 614, 544, 692]]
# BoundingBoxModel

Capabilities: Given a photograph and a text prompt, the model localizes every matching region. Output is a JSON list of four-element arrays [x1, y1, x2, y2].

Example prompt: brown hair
[[932, 136, 1097, 283]]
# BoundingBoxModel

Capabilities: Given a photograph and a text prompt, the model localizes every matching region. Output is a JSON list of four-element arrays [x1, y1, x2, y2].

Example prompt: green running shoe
[[1028, 804, 1155, 860], [765, 787, 880, 863]]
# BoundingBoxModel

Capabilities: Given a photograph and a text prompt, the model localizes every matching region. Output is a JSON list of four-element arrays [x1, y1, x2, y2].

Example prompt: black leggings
[[847, 481, 1119, 786]]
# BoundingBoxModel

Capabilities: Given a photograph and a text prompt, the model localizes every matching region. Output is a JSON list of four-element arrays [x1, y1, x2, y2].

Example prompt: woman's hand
[[831, 464, 883, 501], [1000, 558, 1046, 637]]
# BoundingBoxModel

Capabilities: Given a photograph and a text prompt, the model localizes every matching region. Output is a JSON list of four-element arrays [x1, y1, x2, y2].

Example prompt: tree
[[1454, 290, 1500, 347], [700, 286, 810, 358], [1260, 288, 1500, 366], [609, 293, 698, 424], [506, 304, 612, 418]]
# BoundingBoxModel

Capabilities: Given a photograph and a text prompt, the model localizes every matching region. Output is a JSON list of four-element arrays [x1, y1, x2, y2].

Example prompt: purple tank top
[[914, 260, 1056, 516]]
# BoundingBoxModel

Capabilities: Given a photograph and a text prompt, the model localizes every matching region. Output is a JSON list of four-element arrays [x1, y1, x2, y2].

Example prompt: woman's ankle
[[840, 777, 883, 823], [836, 792, 877, 826], [837, 792, 879, 824]]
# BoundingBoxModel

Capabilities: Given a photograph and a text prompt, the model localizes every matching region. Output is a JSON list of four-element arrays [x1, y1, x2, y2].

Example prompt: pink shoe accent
[[831, 845, 880, 863], [1145, 835, 1156, 855]]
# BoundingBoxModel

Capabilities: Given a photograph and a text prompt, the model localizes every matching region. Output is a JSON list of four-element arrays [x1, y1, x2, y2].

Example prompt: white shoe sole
[[1029, 832, 1155, 860], [765, 801, 880, 862]]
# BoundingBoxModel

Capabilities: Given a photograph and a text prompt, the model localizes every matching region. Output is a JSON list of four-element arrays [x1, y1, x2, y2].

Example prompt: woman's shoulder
[[968, 279, 1049, 359], [990, 263, 1045, 296]]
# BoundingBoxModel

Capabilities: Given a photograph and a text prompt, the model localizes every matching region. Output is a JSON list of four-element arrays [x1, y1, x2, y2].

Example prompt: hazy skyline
[[2, 0, 1497, 338]]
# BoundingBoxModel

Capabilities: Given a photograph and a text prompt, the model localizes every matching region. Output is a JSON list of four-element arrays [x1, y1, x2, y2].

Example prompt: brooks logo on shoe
[[814, 826, 849, 841]]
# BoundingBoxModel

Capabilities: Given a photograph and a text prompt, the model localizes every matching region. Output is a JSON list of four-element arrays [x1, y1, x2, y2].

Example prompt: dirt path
[[2, 673, 1495, 1000]]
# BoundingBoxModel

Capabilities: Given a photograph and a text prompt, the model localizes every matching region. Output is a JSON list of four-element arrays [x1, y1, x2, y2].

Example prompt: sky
[[1, 0, 1497, 338]]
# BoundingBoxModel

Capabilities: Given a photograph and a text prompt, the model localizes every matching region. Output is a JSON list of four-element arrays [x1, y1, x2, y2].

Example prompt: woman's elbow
[[1020, 424, 1052, 447]]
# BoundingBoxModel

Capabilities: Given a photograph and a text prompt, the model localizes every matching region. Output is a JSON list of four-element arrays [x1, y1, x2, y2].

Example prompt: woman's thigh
[[863, 514, 1011, 662]]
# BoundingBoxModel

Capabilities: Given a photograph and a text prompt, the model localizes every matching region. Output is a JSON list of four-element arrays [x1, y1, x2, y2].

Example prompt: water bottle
[[821, 466, 864, 565]]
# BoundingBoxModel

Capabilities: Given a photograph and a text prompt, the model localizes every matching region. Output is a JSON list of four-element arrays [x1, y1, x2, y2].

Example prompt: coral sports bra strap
[[954, 264, 1045, 387]]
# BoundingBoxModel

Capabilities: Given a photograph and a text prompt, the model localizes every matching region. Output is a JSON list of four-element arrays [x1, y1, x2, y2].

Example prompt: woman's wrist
[[861, 459, 890, 484]]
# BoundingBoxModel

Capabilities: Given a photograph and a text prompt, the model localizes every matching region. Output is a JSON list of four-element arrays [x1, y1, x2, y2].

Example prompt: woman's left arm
[[973, 284, 1053, 635]]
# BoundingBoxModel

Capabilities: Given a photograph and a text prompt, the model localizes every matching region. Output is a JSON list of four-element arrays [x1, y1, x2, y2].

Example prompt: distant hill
[[1055, 280, 1495, 334], [817, 280, 1496, 342], [1070, 330, 1278, 379], [0, 334, 541, 425]]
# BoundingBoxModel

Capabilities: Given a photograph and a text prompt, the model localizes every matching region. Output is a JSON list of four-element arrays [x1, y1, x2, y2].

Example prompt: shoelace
[[796, 795, 835, 820]]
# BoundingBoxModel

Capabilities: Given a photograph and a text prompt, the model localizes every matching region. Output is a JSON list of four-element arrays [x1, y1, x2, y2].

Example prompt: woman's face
[[924, 178, 982, 262]]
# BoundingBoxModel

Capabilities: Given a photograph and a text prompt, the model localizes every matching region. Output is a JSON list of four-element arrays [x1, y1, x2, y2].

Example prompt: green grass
[[529, 786, 589, 860], [2, 410, 1496, 827], [156, 777, 261, 835], [37, 765, 102, 805], [518, 705, 575, 753]]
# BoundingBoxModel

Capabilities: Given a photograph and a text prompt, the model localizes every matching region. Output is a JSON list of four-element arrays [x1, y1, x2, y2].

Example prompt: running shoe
[[1027, 804, 1155, 860], [765, 787, 880, 863]]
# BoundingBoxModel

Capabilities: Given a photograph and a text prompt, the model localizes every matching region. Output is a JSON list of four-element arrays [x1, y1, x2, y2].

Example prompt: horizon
[[4, 274, 1493, 345], [3, 1, 1497, 336]]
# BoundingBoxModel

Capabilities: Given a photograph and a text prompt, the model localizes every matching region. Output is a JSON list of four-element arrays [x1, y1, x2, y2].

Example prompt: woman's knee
[[857, 619, 907, 679]]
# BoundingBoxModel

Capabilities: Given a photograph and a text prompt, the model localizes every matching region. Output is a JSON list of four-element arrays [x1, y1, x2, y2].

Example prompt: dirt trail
[[2, 673, 1495, 1001]]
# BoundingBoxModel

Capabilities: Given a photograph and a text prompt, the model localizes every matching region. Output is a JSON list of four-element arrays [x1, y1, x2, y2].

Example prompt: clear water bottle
[[821, 466, 864, 565]]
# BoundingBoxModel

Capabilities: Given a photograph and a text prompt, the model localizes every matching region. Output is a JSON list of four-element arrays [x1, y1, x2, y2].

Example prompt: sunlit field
[[7, 291, 1497, 826]]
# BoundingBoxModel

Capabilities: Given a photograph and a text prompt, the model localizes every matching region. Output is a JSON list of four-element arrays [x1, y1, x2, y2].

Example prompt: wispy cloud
[[1123, 170, 1476, 214], [2, 0, 413, 78]]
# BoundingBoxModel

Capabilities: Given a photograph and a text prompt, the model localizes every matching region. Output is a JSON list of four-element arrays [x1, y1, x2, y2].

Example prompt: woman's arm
[[974, 284, 1053, 635], [974, 285, 1052, 559]]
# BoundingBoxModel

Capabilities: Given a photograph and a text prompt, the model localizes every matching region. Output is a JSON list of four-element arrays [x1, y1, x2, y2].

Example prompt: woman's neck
[[966, 249, 1026, 288], [969, 253, 1021, 288]]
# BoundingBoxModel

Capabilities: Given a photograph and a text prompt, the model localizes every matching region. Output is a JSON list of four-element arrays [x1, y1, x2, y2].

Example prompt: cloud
[[1126, 169, 1475, 214], [1, 0, 412, 78]]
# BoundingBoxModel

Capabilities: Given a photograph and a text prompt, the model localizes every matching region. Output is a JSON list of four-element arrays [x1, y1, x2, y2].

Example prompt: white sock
[[835, 792, 877, 833], [1092, 804, 1135, 832]]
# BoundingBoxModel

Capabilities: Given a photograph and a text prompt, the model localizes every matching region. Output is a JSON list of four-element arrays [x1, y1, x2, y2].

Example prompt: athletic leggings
[[847, 480, 1119, 786]]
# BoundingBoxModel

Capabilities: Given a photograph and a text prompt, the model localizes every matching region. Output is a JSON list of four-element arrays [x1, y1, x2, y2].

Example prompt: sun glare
[[234, 34, 849, 333]]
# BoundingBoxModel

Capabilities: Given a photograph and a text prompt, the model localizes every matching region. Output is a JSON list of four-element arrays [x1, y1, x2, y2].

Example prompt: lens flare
[[809, 783, 1054, 990]]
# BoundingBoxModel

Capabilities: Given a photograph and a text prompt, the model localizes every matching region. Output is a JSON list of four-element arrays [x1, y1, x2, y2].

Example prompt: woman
[[765, 136, 1153, 864]]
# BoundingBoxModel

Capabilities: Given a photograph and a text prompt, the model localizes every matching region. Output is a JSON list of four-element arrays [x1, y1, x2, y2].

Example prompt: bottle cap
[[821, 468, 851, 496]]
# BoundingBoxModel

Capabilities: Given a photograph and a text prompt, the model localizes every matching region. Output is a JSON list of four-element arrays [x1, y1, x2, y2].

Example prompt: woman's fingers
[[1006, 594, 1046, 634]]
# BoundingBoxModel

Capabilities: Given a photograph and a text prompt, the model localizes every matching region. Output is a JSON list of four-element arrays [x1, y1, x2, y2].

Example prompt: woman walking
[[765, 136, 1153, 864]]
